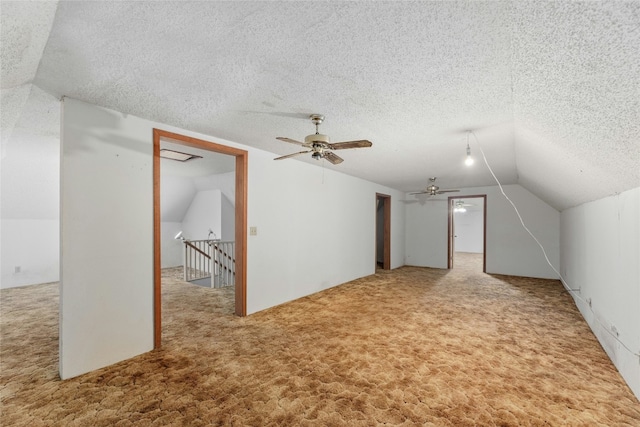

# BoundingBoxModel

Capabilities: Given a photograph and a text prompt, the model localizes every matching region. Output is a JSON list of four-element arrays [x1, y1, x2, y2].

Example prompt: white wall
[[405, 198, 448, 268], [195, 172, 235, 241], [221, 194, 235, 241], [160, 174, 196, 222], [405, 185, 559, 279], [60, 99, 154, 379], [161, 221, 183, 268], [245, 149, 406, 314], [195, 171, 235, 207], [376, 200, 384, 263], [1, 90, 60, 288], [61, 98, 406, 378], [560, 187, 640, 399], [390, 196, 406, 269], [453, 209, 483, 253], [181, 189, 222, 241], [1, 219, 59, 287]]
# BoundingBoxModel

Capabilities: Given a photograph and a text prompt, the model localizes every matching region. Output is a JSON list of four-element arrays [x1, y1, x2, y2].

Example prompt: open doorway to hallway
[[376, 193, 391, 270], [159, 139, 236, 289], [153, 129, 247, 349], [448, 195, 486, 272]]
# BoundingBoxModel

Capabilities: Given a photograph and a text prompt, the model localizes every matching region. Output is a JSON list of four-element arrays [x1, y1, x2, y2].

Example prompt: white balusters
[[211, 241, 235, 288], [182, 240, 235, 288]]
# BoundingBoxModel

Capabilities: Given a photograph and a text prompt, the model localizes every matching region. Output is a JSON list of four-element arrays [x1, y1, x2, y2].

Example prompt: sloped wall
[[560, 187, 640, 399], [195, 171, 235, 241], [160, 175, 196, 222], [181, 189, 222, 241], [161, 221, 183, 268], [160, 174, 195, 267]]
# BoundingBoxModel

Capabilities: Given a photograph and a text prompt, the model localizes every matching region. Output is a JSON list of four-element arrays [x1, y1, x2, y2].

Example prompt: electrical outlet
[[250, 226, 257, 236], [586, 297, 591, 307]]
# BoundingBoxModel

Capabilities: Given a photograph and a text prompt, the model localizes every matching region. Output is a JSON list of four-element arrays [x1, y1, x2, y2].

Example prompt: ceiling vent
[[159, 149, 202, 162]]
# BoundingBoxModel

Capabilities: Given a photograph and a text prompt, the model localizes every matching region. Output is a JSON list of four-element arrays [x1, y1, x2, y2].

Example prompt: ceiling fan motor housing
[[309, 114, 325, 125], [274, 113, 370, 165], [305, 133, 330, 144]]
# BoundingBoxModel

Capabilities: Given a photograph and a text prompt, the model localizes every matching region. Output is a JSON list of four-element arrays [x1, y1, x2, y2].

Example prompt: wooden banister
[[213, 244, 234, 263], [185, 241, 211, 259], [183, 240, 236, 287]]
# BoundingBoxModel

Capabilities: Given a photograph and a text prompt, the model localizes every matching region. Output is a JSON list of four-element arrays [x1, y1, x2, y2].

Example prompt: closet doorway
[[376, 193, 391, 270], [448, 194, 486, 272]]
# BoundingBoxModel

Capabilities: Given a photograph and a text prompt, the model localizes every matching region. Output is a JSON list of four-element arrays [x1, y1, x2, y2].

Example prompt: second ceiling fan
[[274, 114, 372, 164], [410, 177, 460, 196]]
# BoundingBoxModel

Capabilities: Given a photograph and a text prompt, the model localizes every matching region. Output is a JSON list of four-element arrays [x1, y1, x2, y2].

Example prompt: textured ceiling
[[2, 1, 638, 211]]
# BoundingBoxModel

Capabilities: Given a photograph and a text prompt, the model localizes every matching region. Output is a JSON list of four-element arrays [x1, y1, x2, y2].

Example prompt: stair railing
[[211, 241, 235, 287], [183, 239, 235, 288]]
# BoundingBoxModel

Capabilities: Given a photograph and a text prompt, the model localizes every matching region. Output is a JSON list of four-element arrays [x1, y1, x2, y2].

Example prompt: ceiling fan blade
[[437, 189, 460, 193], [276, 137, 306, 146], [408, 191, 429, 195], [323, 151, 344, 165], [274, 150, 311, 160], [328, 140, 372, 150]]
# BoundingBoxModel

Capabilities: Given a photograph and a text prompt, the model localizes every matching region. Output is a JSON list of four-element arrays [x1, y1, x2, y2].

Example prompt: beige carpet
[[2, 255, 639, 426]]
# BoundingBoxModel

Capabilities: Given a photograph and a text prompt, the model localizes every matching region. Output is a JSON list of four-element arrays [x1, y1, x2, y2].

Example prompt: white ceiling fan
[[274, 114, 372, 164], [409, 177, 460, 197], [453, 200, 475, 207], [453, 200, 475, 212]]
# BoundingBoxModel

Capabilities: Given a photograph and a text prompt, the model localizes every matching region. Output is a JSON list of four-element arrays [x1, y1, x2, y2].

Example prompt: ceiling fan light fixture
[[305, 133, 330, 144], [274, 113, 372, 165], [454, 201, 467, 212]]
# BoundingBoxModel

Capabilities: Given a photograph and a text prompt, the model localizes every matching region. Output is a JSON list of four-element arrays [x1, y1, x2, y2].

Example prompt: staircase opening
[[181, 239, 236, 288]]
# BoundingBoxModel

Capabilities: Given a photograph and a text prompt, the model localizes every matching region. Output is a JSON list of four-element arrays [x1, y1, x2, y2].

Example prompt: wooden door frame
[[376, 193, 391, 270], [447, 194, 486, 272], [448, 199, 455, 268], [153, 129, 248, 349]]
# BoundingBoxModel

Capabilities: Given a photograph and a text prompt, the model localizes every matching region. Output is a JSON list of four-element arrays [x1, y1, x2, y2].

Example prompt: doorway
[[376, 193, 391, 270], [448, 194, 486, 272], [153, 129, 248, 349]]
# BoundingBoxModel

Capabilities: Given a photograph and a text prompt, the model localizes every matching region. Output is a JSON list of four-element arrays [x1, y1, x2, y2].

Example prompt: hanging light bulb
[[465, 133, 474, 166], [465, 146, 474, 166]]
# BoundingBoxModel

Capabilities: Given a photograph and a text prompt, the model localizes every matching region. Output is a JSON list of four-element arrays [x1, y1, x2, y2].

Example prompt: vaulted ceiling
[[2, 1, 638, 211]]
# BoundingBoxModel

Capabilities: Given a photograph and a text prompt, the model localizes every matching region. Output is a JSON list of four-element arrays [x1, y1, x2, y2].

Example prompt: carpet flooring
[[1, 253, 639, 426]]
